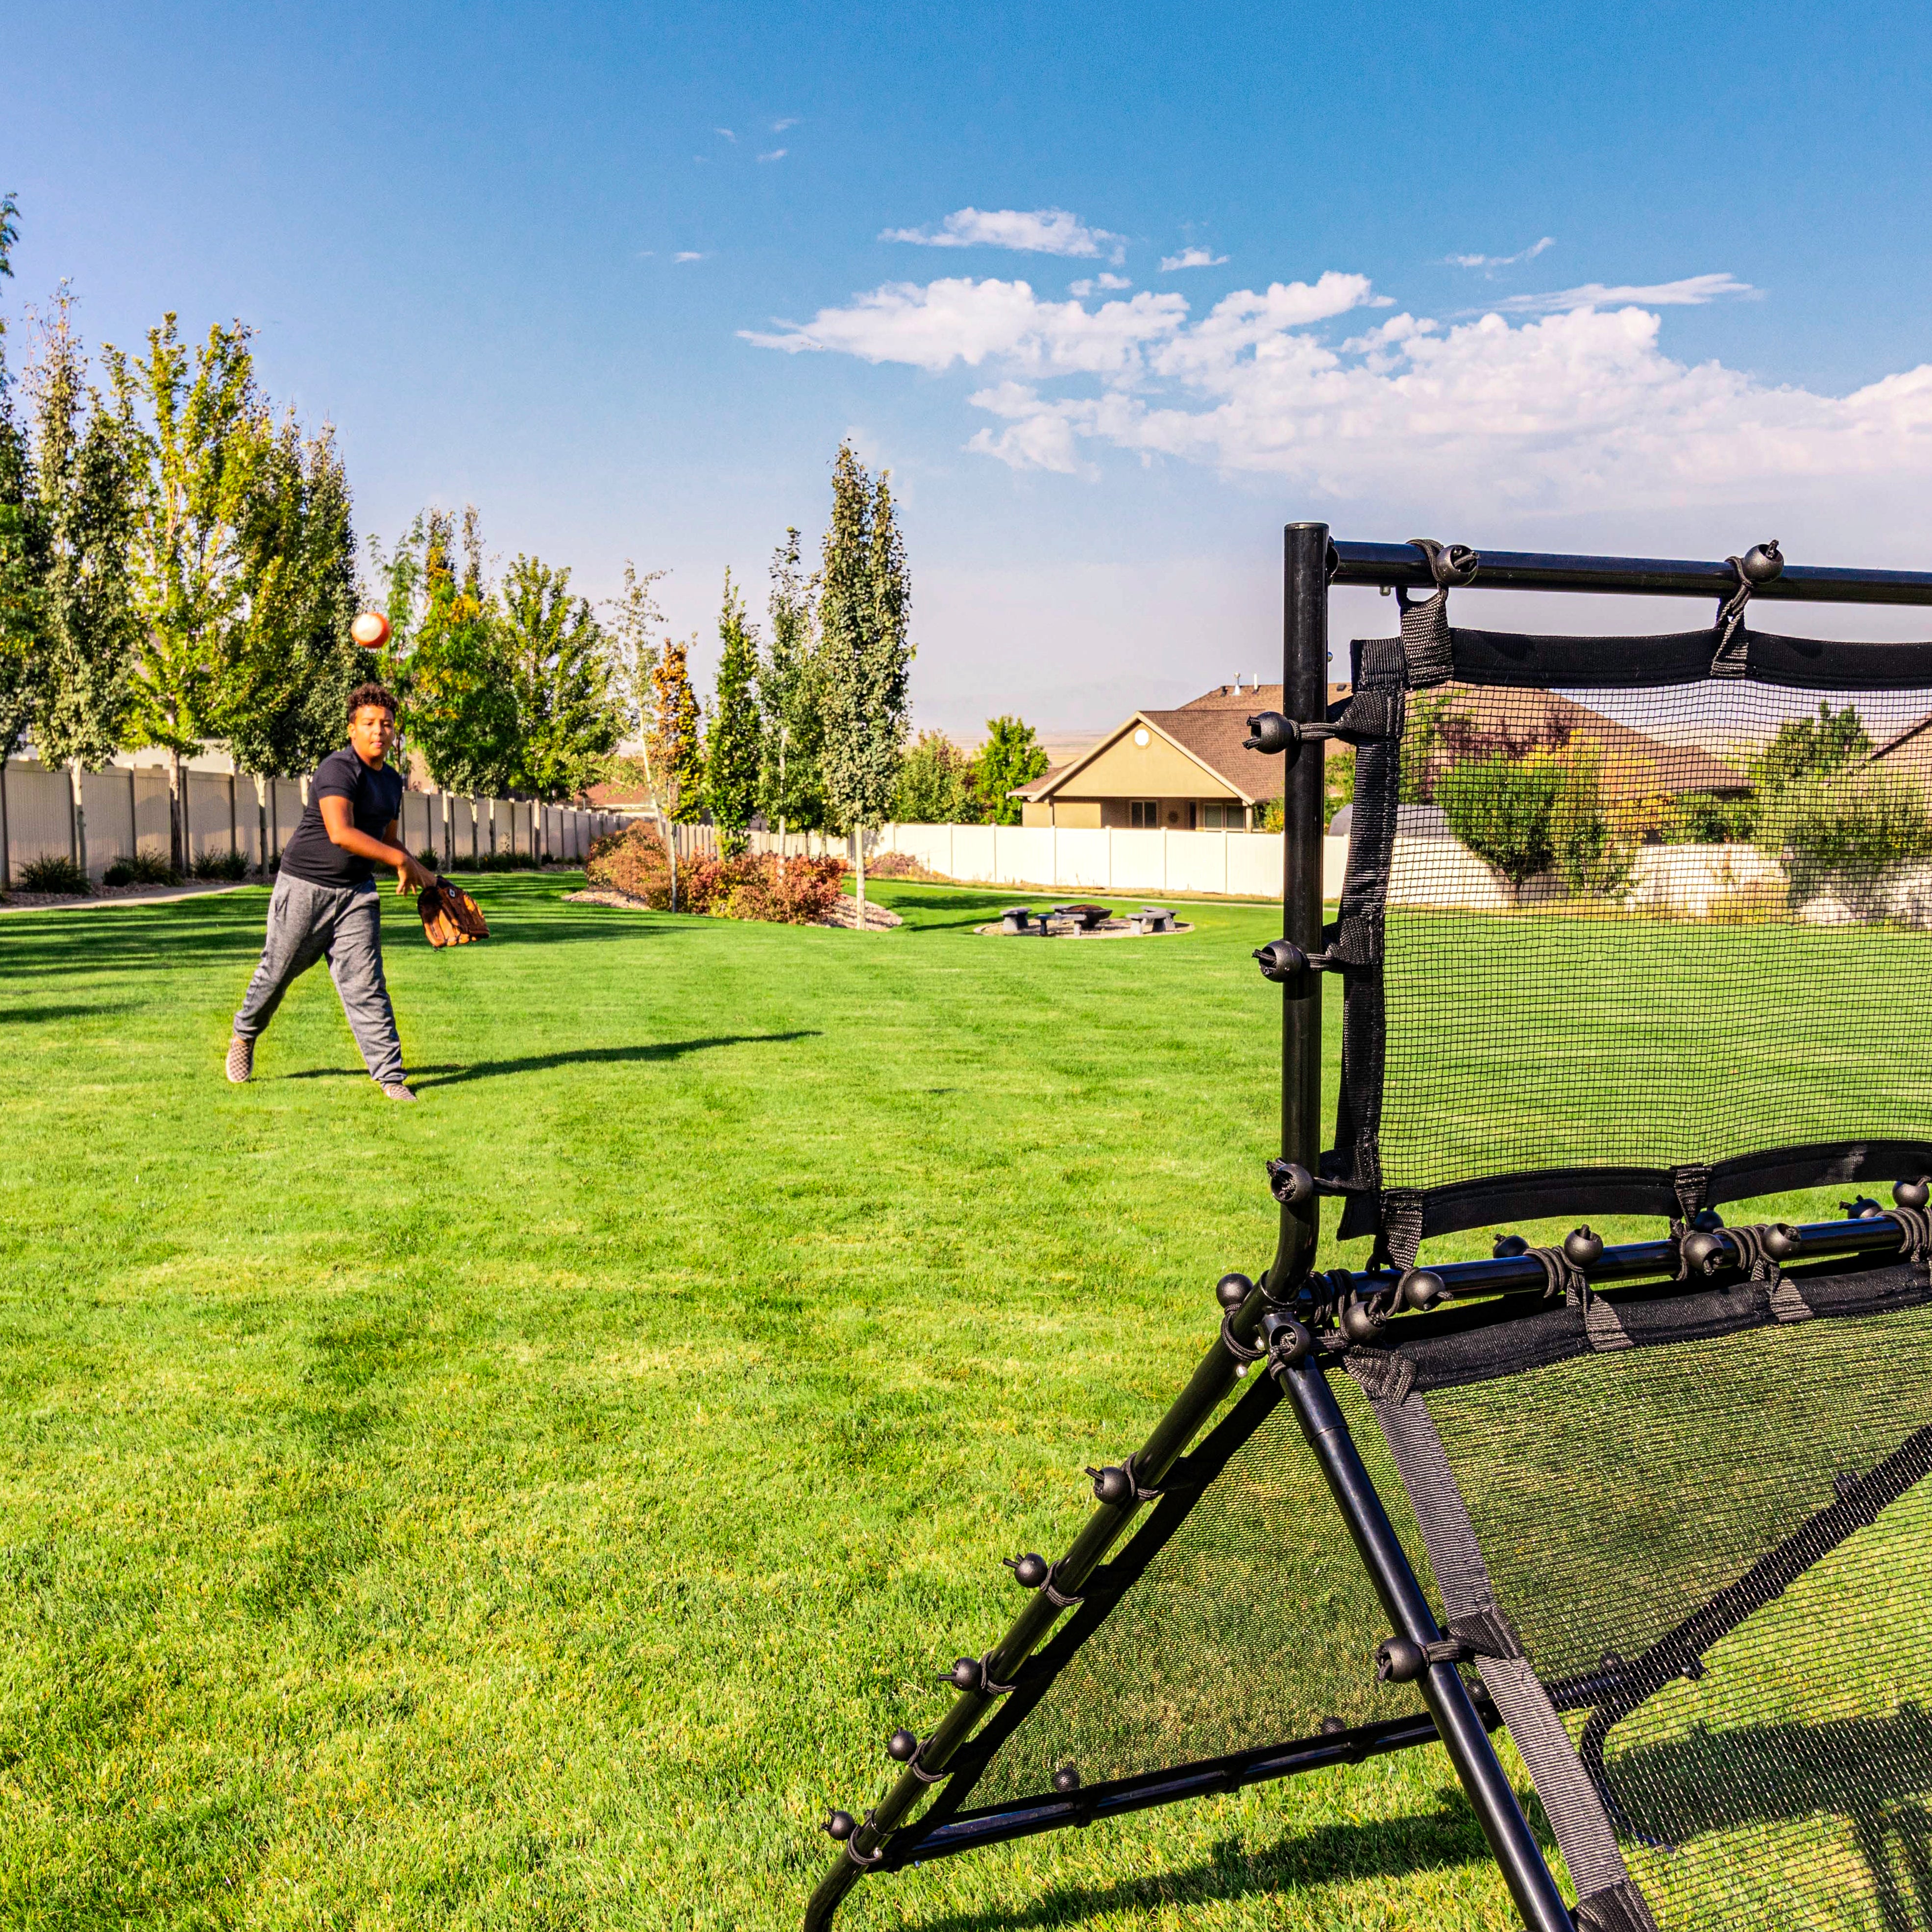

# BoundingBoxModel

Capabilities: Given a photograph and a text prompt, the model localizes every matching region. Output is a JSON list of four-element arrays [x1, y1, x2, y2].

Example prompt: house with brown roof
[[1012, 682, 1353, 830], [1870, 711, 1932, 784]]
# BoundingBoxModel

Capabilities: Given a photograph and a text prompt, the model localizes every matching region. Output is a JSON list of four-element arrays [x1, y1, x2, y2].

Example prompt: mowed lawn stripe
[[0, 873, 1891, 1928]]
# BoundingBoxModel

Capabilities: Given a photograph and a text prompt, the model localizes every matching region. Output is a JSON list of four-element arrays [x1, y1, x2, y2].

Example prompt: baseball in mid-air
[[351, 610, 391, 649]]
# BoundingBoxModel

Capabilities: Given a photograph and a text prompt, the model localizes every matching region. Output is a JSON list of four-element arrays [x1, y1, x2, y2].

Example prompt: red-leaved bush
[[586, 823, 846, 924]]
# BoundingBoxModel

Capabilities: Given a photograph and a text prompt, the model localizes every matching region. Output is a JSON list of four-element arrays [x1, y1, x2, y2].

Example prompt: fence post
[[0, 758, 10, 890]]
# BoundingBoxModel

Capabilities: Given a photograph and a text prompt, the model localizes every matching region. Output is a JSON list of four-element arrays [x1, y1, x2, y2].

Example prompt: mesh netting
[[1335, 653, 1932, 1234], [1420, 1302, 1932, 1929], [960, 1376, 1428, 1807]]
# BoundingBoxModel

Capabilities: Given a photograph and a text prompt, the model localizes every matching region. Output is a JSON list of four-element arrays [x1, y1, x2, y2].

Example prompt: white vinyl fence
[[856, 821, 1349, 901], [0, 758, 623, 888], [860, 821, 1932, 927]]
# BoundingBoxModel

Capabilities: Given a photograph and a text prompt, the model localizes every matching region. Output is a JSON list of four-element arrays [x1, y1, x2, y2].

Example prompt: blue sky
[[9, 0, 1932, 732]]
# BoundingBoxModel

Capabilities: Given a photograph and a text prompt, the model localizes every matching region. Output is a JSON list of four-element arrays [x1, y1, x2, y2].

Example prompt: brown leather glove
[[417, 877, 490, 947]]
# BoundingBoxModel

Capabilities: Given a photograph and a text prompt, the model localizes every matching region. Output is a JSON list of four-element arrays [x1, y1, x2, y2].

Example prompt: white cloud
[[1491, 273, 1756, 314], [1159, 246, 1228, 271], [1070, 272, 1133, 296], [758, 148, 787, 162], [1448, 236, 1554, 270], [746, 266, 1932, 514], [674, 251, 708, 264], [713, 127, 736, 142], [880, 207, 1124, 260], [771, 117, 799, 131]]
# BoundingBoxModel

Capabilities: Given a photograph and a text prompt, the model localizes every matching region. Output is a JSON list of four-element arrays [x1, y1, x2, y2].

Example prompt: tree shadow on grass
[[906, 1790, 1501, 1930], [278, 1034, 820, 1089]]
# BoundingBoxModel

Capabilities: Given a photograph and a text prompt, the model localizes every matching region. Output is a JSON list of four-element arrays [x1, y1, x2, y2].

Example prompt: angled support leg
[[1278, 1355, 1576, 1932]]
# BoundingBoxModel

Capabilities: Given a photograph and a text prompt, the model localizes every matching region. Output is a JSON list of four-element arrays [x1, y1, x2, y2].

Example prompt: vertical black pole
[[1274, 522, 1329, 1291], [1280, 1358, 1575, 1932]]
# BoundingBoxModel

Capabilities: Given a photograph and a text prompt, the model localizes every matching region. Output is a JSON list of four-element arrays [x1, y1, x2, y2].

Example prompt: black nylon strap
[[1393, 538, 1477, 686], [1370, 1394, 1649, 1911], [1575, 1878, 1663, 1932], [1326, 636, 1406, 1205]]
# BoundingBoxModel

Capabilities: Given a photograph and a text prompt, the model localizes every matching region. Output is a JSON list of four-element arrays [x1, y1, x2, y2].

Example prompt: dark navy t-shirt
[[278, 745, 406, 888]]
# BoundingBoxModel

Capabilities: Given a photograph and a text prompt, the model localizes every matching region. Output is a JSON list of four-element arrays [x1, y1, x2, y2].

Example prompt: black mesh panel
[[1421, 1303, 1932, 1929], [1335, 665, 1932, 1230]]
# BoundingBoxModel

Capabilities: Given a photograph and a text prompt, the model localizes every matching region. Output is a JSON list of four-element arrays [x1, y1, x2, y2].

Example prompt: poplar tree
[[818, 442, 912, 924], [106, 315, 267, 869], [651, 639, 703, 824], [757, 528, 825, 838], [0, 196, 47, 760], [24, 292, 136, 876], [498, 553, 621, 802], [403, 509, 521, 795], [223, 416, 366, 849], [705, 569, 760, 855]]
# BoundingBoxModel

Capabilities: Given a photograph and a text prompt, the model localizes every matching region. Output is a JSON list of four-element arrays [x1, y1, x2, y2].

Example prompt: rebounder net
[[1354, 1256, 1932, 1932], [1325, 598, 1932, 1263]]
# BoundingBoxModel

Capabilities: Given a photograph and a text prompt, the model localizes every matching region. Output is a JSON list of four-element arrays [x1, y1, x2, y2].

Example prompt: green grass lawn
[[0, 874, 1920, 1930]]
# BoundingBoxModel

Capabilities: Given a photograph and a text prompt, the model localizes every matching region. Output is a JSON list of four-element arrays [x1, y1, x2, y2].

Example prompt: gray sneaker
[[226, 1035, 253, 1084], [381, 1081, 417, 1102]]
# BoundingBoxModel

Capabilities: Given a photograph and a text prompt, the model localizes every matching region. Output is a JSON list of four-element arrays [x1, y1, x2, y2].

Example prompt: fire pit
[[976, 903, 1193, 940]]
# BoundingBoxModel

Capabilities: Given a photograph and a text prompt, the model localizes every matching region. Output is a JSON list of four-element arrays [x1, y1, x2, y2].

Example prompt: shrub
[[1437, 754, 1561, 886], [192, 849, 251, 881], [103, 851, 180, 887], [19, 855, 90, 894], [1438, 747, 1634, 897], [417, 847, 441, 872], [1755, 767, 1932, 900], [586, 822, 844, 923], [1661, 789, 1757, 844]]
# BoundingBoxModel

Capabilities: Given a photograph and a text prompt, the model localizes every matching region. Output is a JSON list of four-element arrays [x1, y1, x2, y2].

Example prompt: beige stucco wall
[[1067, 728, 1243, 803], [1021, 800, 1102, 828]]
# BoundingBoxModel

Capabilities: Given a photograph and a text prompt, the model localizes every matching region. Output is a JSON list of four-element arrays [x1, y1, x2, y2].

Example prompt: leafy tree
[[105, 315, 267, 868], [0, 302, 48, 759], [893, 729, 977, 823], [402, 511, 521, 795], [651, 638, 703, 825], [220, 417, 366, 856], [1753, 700, 1871, 793], [603, 557, 667, 748], [705, 569, 760, 855], [22, 292, 137, 875], [1757, 766, 1932, 903], [818, 442, 912, 921], [757, 529, 825, 837], [601, 560, 687, 910], [968, 715, 1047, 825], [498, 553, 621, 802]]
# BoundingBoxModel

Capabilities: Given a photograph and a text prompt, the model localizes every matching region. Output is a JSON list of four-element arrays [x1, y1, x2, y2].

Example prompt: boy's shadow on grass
[[281, 1033, 818, 1089]]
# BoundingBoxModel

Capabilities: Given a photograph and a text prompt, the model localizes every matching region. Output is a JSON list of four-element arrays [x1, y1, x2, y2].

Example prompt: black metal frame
[[800, 528, 1932, 1931]]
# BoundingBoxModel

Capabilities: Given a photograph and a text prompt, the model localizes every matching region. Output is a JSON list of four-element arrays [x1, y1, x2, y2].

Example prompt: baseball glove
[[417, 876, 490, 947]]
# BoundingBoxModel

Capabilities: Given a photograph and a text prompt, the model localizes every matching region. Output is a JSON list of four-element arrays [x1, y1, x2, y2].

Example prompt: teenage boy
[[226, 683, 436, 1100]]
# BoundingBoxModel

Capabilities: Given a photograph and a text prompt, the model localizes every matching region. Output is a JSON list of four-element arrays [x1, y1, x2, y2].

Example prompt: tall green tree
[[105, 315, 268, 868], [893, 729, 978, 824], [651, 639, 703, 825], [0, 196, 48, 760], [969, 715, 1049, 825], [817, 443, 912, 921], [400, 510, 521, 796], [498, 554, 621, 803], [23, 292, 137, 875], [705, 569, 760, 855], [220, 417, 367, 853], [757, 528, 825, 837]]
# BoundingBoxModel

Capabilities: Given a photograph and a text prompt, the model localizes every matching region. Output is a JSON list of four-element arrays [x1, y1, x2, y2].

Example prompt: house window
[[1128, 800, 1158, 829], [1203, 802, 1244, 831]]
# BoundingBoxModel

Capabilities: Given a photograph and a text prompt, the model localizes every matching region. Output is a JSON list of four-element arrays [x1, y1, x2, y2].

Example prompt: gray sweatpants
[[234, 873, 404, 1087]]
